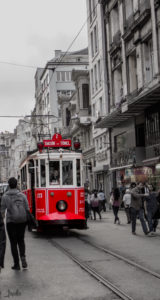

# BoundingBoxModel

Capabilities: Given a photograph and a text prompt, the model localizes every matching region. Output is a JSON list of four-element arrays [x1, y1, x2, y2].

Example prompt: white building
[[34, 49, 89, 139]]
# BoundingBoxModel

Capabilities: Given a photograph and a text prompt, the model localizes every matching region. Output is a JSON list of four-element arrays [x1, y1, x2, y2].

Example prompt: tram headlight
[[56, 200, 68, 212]]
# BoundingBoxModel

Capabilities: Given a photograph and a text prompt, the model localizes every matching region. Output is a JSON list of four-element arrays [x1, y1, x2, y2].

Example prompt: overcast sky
[[0, 0, 87, 133]]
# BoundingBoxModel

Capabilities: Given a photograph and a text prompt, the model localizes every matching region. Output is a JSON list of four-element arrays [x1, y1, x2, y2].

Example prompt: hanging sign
[[43, 133, 71, 148]]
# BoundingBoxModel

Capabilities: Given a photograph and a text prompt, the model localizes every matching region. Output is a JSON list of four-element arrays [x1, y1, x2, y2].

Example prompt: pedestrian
[[110, 187, 121, 224], [91, 191, 101, 220], [1, 177, 29, 270], [85, 198, 89, 229], [130, 182, 149, 236], [98, 190, 106, 212], [87, 190, 93, 220], [122, 188, 131, 224], [144, 184, 158, 236], [0, 211, 6, 273]]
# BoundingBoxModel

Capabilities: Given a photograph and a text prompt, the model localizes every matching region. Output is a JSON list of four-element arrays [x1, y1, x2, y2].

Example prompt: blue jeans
[[130, 207, 148, 234]]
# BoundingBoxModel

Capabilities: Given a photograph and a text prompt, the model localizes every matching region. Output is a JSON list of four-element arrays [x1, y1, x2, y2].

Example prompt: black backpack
[[9, 194, 27, 223]]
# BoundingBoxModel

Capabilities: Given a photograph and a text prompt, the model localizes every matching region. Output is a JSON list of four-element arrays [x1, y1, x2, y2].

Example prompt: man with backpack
[[1, 177, 29, 270]]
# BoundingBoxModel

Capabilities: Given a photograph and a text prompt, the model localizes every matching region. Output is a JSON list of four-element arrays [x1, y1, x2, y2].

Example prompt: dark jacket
[[0, 212, 6, 268], [145, 192, 157, 213]]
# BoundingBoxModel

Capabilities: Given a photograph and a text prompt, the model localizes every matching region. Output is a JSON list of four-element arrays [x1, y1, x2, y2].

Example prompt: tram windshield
[[49, 161, 60, 185], [62, 161, 73, 185]]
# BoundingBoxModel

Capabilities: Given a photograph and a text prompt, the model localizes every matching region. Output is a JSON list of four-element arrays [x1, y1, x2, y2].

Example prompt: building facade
[[34, 49, 89, 140], [86, 0, 111, 197], [96, 0, 160, 189]]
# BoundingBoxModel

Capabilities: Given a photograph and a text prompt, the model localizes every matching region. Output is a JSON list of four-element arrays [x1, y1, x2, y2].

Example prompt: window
[[94, 64, 98, 91], [56, 71, 61, 81], [82, 84, 89, 108], [127, 51, 137, 93], [100, 137, 103, 149], [40, 159, 46, 187], [36, 160, 39, 187], [61, 71, 65, 82], [91, 32, 94, 57], [110, 4, 119, 40], [89, 0, 96, 23], [103, 135, 106, 148], [66, 71, 71, 81], [114, 132, 126, 152], [47, 93, 49, 105], [112, 66, 123, 105], [136, 124, 145, 147], [76, 159, 81, 186], [99, 97, 103, 116], [125, 0, 133, 20], [143, 39, 154, 83], [62, 161, 73, 185], [66, 108, 71, 126], [94, 25, 98, 54], [98, 60, 102, 87], [92, 103, 95, 117], [49, 161, 60, 185], [91, 69, 94, 94]]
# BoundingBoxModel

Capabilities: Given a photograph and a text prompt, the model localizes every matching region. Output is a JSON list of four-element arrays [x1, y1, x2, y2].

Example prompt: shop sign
[[96, 150, 108, 162]]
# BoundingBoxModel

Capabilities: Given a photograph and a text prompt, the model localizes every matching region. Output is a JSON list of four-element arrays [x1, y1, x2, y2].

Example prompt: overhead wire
[[0, 1, 99, 131]]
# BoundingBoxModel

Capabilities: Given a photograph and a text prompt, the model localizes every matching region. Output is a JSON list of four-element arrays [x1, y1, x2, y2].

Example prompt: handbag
[[27, 211, 38, 231]]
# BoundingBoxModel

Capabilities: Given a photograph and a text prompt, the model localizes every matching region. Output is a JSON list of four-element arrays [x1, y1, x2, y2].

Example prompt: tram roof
[[19, 148, 83, 169]]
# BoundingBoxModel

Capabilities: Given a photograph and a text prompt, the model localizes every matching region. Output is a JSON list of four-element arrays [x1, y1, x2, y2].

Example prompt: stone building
[[60, 69, 95, 190], [96, 0, 160, 188], [34, 49, 89, 140], [86, 0, 111, 197], [0, 132, 13, 182]]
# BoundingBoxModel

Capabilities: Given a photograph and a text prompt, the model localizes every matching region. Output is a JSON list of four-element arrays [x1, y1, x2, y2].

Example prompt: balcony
[[95, 82, 160, 129]]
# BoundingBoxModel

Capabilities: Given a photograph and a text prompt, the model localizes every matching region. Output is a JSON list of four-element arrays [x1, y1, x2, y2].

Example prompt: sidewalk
[[81, 208, 160, 273]]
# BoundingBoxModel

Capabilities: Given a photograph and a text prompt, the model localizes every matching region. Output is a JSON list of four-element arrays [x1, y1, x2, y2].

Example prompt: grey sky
[[0, 0, 87, 133]]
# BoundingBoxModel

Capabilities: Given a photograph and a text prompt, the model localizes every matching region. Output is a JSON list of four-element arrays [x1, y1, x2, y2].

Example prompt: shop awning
[[109, 164, 133, 171], [142, 156, 160, 166], [95, 82, 160, 128]]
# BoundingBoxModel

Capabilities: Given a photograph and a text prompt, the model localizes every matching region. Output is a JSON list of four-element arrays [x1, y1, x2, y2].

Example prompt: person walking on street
[[144, 184, 158, 236], [110, 188, 121, 224], [0, 211, 6, 273], [130, 182, 149, 236], [123, 188, 131, 224], [98, 190, 106, 212], [91, 191, 101, 220], [87, 191, 93, 220], [1, 177, 29, 270]]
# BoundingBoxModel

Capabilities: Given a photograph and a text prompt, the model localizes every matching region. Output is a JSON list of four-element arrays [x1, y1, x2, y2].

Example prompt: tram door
[[29, 159, 36, 217]]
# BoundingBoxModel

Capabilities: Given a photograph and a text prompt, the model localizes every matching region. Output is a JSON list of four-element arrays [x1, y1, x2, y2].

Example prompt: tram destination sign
[[43, 133, 71, 148]]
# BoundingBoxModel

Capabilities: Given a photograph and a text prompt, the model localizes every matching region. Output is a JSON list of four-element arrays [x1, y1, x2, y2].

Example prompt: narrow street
[[1, 209, 160, 300]]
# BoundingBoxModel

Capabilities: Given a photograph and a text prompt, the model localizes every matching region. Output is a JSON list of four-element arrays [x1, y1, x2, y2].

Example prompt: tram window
[[62, 161, 73, 185], [49, 161, 60, 185], [40, 159, 46, 187], [76, 159, 81, 187], [36, 160, 39, 187], [21, 166, 27, 190]]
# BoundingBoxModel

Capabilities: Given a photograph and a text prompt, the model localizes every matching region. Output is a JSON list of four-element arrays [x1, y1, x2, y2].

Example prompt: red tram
[[19, 134, 86, 229]]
